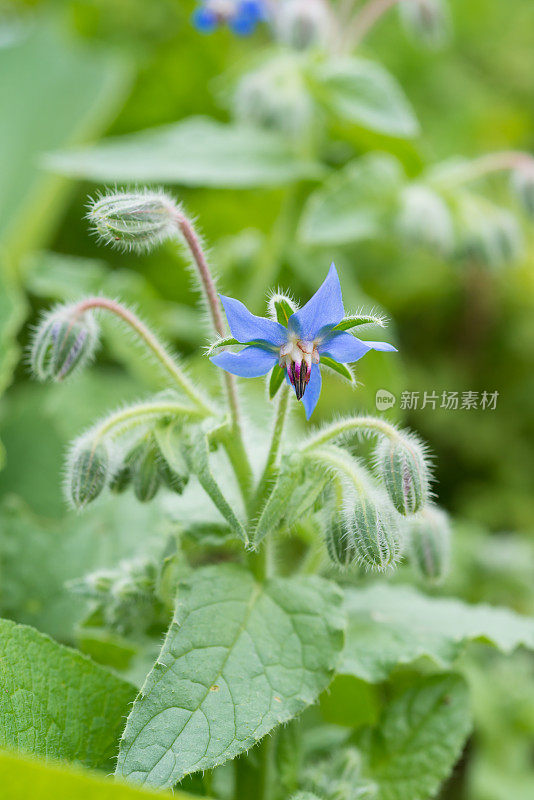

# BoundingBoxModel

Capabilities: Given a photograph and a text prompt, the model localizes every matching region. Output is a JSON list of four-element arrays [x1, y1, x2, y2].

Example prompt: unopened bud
[[408, 505, 451, 583], [511, 161, 534, 219], [233, 61, 314, 139], [346, 493, 402, 572], [399, 0, 450, 49], [31, 304, 98, 382], [67, 438, 110, 509], [325, 515, 357, 568], [131, 437, 161, 503], [397, 184, 454, 256], [375, 434, 430, 515], [159, 456, 189, 495], [109, 464, 132, 494], [456, 197, 523, 268], [87, 189, 177, 253], [274, 0, 332, 51]]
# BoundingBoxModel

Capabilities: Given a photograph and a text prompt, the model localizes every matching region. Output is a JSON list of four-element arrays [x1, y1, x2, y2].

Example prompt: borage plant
[[28, 190, 534, 800]]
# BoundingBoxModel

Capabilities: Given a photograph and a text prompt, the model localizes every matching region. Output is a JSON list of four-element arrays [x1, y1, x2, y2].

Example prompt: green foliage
[[342, 584, 534, 682], [46, 117, 324, 188], [0, 748, 201, 800], [116, 564, 344, 788], [358, 673, 471, 800], [0, 618, 136, 768]]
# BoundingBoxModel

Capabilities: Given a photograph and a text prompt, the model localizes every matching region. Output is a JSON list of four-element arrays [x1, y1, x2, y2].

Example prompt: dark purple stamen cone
[[289, 359, 310, 400]]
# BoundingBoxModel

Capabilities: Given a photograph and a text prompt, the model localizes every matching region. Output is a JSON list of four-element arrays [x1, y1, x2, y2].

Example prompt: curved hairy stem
[[301, 415, 403, 451], [73, 297, 212, 414]]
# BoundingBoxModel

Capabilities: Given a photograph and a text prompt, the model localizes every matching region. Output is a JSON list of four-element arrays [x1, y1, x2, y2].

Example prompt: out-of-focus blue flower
[[192, 0, 267, 36], [211, 264, 397, 419]]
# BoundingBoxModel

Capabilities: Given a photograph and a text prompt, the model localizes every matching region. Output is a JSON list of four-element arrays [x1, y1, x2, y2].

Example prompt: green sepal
[[334, 313, 386, 332], [271, 295, 296, 326], [320, 356, 354, 382], [269, 363, 286, 399], [206, 336, 240, 357]]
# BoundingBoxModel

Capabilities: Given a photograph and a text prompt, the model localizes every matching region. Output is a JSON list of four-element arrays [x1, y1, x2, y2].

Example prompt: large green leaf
[[0, 618, 136, 768], [299, 154, 404, 246], [116, 564, 344, 788], [311, 58, 419, 138], [360, 674, 471, 800], [341, 584, 534, 682], [0, 16, 131, 261], [45, 116, 323, 188], [0, 749, 202, 800]]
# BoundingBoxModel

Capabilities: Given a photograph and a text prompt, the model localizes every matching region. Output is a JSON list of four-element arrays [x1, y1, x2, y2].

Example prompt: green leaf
[[341, 583, 534, 683], [0, 618, 136, 769], [0, 17, 131, 261], [116, 564, 345, 788], [310, 58, 419, 138], [0, 749, 202, 800], [299, 154, 404, 246], [319, 357, 354, 382], [269, 363, 286, 399], [45, 117, 323, 188], [360, 674, 472, 800], [183, 430, 248, 546]]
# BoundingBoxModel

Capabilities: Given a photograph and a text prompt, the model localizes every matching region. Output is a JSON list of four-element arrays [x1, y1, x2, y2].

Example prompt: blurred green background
[[1, 1, 534, 798]]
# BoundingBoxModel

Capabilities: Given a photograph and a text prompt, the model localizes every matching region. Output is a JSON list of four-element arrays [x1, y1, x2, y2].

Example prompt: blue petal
[[319, 332, 397, 363], [230, 13, 257, 35], [210, 346, 278, 377], [363, 340, 398, 352], [192, 8, 218, 32], [302, 364, 322, 420], [288, 264, 344, 341], [220, 295, 287, 346]]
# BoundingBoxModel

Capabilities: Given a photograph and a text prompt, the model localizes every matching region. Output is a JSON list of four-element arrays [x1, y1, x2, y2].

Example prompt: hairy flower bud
[[399, 0, 450, 49], [375, 434, 430, 515], [345, 493, 402, 572], [397, 184, 454, 256], [87, 189, 177, 252], [325, 515, 357, 568], [66, 438, 110, 509], [511, 162, 534, 219], [108, 464, 132, 494], [408, 505, 451, 583], [30, 304, 98, 382], [130, 437, 162, 503], [456, 194, 523, 268], [274, 0, 332, 51], [233, 60, 314, 138]]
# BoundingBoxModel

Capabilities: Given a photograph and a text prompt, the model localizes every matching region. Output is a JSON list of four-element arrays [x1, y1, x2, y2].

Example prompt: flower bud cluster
[[66, 427, 189, 510], [68, 557, 160, 635], [30, 304, 99, 383]]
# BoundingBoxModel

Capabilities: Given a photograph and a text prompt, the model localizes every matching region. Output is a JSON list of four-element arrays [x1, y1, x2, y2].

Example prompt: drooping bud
[[66, 437, 110, 509], [233, 59, 314, 139], [153, 420, 191, 495], [87, 189, 177, 253], [108, 464, 132, 494], [408, 505, 451, 583], [511, 161, 534, 219], [324, 515, 357, 568], [346, 492, 402, 572], [274, 0, 332, 51], [130, 437, 161, 503], [456, 197, 523, 268], [399, 0, 450, 49], [396, 184, 454, 256], [30, 304, 98, 382], [374, 434, 431, 515], [159, 455, 189, 495]]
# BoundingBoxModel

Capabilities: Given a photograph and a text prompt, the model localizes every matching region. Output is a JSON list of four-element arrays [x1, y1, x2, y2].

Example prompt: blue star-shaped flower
[[192, 0, 267, 36], [210, 264, 397, 419]]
